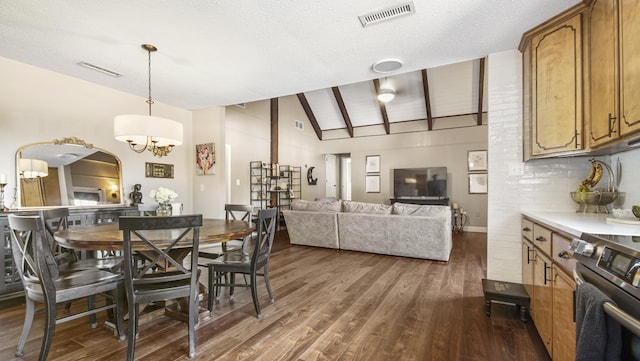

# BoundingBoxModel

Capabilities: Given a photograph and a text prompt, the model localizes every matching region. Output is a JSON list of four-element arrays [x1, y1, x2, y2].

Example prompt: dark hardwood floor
[[0, 231, 550, 360]]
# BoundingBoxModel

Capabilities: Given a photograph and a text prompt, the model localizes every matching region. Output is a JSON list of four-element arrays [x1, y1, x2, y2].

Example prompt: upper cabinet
[[520, 5, 587, 159], [618, 0, 640, 138], [521, 0, 640, 160], [587, 0, 640, 148]]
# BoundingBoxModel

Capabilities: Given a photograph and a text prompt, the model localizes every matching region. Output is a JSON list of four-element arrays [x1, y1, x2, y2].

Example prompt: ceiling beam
[[477, 57, 485, 126], [296, 93, 323, 140], [331, 86, 354, 138], [270, 98, 278, 164], [421, 69, 433, 130], [372, 79, 390, 134]]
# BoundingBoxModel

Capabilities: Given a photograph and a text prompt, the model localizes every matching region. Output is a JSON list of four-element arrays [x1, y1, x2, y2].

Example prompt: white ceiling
[[0, 0, 580, 132]]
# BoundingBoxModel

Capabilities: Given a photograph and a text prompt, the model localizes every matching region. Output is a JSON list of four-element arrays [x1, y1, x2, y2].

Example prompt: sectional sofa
[[282, 199, 452, 262]]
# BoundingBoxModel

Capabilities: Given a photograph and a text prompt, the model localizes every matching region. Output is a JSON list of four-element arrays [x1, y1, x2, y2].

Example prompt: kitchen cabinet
[[531, 235, 554, 354], [587, 0, 640, 148], [617, 0, 640, 138], [552, 267, 576, 361], [522, 216, 578, 360], [521, 219, 534, 297], [587, 0, 619, 147], [521, 6, 586, 159]]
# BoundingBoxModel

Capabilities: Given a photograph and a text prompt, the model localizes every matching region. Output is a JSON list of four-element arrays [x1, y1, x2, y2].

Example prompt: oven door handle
[[573, 269, 640, 337], [573, 269, 584, 286], [603, 302, 640, 338]]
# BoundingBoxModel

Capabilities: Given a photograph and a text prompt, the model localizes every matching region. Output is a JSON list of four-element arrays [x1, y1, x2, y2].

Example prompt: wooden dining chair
[[198, 204, 253, 261], [8, 214, 125, 361], [207, 208, 277, 319], [119, 214, 203, 360], [40, 208, 124, 272]]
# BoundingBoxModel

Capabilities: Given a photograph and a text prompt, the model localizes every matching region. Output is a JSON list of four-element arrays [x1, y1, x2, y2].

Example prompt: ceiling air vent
[[235, 103, 246, 109], [78, 61, 122, 77], [358, 1, 415, 27]]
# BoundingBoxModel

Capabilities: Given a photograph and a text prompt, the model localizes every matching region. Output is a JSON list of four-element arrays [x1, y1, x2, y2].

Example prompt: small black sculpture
[[129, 184, 143, 204], [307, 167, 318, 185]]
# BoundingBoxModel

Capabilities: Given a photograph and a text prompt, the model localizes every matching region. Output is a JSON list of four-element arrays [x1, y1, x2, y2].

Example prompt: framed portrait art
[[468, 150, 487, 172], [365, 155, 380, 173], [196, 142, 216, 175], [365, 175, 380, 193], [468, 173, 488, 194]]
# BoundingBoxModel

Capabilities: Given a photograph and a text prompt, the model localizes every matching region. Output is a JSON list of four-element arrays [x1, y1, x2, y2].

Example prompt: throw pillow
[[343, 201, 392, 214]]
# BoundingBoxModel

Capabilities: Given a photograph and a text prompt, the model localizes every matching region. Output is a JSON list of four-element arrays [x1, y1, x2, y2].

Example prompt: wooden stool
[[482, 278, 530, 322]]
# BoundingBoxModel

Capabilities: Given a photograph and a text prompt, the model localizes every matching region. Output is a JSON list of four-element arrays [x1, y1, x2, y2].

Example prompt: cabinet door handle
[[522, 227, 531, 232], [544, 263, 552, 285], [608, 113, 617, 137], [527, 247, 535, 264], [535, 236, 546, 242]]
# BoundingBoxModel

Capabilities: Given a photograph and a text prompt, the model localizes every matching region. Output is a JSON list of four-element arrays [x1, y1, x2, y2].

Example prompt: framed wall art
[[196, 142, 216, 175], [365, 175, 380, 193], [468, 173, 488, 194], [468, 150, 487, 172], [365, 155, 380, 173]]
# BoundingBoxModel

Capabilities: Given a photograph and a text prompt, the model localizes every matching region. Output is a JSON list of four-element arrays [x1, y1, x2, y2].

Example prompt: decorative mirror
[[16, 137, 124, 208]]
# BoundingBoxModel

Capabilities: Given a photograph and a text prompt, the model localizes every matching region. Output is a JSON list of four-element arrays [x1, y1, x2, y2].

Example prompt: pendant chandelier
[[114, 44, 183, 157]]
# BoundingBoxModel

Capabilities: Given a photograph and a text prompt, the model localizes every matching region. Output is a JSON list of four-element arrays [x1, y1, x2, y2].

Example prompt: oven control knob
[[570, 239, 595, 257]]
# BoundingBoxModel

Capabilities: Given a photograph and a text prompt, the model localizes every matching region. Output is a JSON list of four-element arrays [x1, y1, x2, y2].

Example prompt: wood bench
[[482, 278, 530, 322]]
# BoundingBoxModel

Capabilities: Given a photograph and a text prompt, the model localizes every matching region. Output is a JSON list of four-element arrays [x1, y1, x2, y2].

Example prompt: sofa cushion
[[343, 200, 392, 214], [290, 199, 342, 212], [392, 203, 448, 217]]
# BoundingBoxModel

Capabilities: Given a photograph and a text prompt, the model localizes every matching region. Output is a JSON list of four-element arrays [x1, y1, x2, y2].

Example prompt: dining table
[[54, 218, 254, 323]]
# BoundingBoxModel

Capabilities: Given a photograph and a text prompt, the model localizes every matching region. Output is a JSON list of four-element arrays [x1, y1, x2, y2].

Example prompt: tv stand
[[390, 197, 450, 206]]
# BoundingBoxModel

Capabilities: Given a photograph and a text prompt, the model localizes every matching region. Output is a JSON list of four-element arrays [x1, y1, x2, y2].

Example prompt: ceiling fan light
[[377, 88, 395, 102]]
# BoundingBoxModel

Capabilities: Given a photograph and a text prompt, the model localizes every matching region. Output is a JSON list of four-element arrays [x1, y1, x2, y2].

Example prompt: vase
[[157, 203, 172, 216]]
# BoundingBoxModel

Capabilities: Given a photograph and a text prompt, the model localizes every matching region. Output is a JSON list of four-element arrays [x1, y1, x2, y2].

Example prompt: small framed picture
[[365, 155, 380, 173], [365, 175, 380, 193], [468, 150, 487, 172], [196, 142, 216, 175], [469, 173, 488, 194]]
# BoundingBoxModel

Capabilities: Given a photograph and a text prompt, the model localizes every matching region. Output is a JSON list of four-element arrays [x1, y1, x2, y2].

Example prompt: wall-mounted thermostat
[[145, 162, 174, 178]]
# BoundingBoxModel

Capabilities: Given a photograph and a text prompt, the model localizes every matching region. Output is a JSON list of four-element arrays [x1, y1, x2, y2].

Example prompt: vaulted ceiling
[[0, 0, 581, 137]]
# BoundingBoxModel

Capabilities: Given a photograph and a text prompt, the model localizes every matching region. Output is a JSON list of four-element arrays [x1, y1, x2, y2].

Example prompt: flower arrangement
[[149, 187, 178, 215]]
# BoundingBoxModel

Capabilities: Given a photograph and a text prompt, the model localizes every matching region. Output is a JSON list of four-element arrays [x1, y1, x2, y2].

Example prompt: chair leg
[[207, 266, 215, 311], [264, 264, 274, 303], [126, 302, 138, 361], [229, 273, 236, 299], [188, 293, 197, 358], [15, 297, 35, 357], [115, 284, 126, 341], [250, 271, 262, 320], [40, 296, 57, 361], [88, 295, 97, 328]]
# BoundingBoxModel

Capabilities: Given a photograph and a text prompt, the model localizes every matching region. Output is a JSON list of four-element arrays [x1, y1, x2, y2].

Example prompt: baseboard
[[464, 226, 487, 233]]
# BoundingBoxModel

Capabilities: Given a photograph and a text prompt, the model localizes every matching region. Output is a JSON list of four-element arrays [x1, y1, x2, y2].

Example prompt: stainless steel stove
[[572, 233, 640, 360]]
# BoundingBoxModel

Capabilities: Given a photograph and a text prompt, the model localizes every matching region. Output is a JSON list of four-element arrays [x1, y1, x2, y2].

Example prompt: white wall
[[0, 56, 195, 212]]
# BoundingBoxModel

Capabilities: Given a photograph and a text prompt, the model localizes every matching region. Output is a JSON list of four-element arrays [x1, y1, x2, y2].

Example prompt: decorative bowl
[[570, 191, 619, 213]]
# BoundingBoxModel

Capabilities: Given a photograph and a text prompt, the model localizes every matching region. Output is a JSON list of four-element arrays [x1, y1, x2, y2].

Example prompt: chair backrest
[[224, 204, 254, 227], [8, 214, 61, 286], [250, 208, 277, 270], [39, 208, 77, 264], [118, 215, 203, 298], [137, 203, 157, 216]]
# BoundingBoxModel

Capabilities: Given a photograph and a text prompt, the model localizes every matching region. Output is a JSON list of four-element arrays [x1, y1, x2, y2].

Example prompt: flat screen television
[[393, 167, 447, 198]]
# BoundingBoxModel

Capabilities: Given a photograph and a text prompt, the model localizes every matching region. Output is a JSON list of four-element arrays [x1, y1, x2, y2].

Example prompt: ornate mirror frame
[[15, 137, 124, 209]]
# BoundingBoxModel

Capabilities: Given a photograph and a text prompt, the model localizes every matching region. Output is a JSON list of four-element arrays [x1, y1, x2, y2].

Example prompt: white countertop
[[521, 210, 640, 237]]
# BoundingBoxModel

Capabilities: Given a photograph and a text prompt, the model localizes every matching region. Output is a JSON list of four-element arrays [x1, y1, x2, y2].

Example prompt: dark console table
[[390, 197, 450, 206]]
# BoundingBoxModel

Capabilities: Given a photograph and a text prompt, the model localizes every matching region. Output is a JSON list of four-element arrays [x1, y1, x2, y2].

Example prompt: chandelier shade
[[114, 115, 183, 148], [19, 158, 48, 178]]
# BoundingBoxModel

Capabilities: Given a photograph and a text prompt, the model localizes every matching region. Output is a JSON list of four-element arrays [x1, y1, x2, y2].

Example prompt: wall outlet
[[508, 162, 524, 176]]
